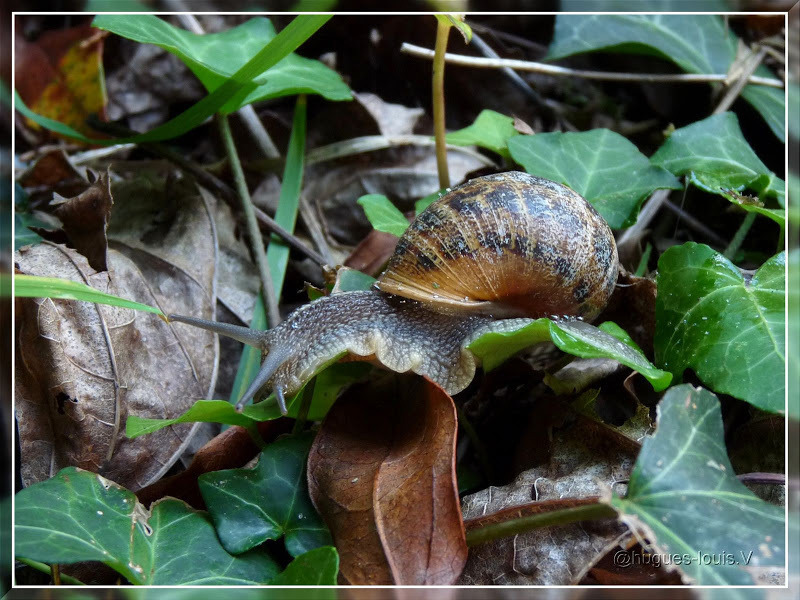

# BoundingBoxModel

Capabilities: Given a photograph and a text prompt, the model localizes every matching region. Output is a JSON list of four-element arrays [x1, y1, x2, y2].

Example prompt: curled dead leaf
[[307, 373, 467, 585]]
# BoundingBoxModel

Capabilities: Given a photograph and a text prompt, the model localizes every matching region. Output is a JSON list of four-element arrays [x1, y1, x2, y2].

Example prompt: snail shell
[[169, 172, 618, 413], [378, 172, 617, 321]]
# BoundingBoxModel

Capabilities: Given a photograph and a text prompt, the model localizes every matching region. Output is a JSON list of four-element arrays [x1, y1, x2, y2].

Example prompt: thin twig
[[616, 189, 672, 252], [401, 43, 784, 88], [737, 472, 785, 485], [465, 502, 616, 546], [714, 46, 769, 114], [217, 114, 281, 328], [432, 20, 451, 189]]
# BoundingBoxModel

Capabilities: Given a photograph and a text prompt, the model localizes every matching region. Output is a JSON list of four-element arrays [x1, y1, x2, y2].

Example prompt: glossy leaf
[[13, 274, 165, 317], [269, 546, 340, 585], [199, 433, 331, 557], [15, 15, 330, 144], [651, 112, 785, 208], [547, 14, 785, 141], [92, 16, 351, 113], [445, 109, 518, 158], [14, 467, 280, 585], [610, 385, 785, 585], [655, 243, 785, 414], [508, 129, 681, 228], [468, 318, 672, 391], [357, 194, 409, 237]]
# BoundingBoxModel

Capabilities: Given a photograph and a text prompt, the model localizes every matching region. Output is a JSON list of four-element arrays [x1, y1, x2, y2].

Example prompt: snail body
[[170, 172, 618, 413]]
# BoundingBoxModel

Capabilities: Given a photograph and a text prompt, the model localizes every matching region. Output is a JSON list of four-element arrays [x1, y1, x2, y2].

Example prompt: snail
[[170, 172, 618, 414]]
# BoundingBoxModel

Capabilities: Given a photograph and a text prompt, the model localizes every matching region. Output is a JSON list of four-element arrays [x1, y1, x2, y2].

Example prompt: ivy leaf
[[14, 467, 280, 585], [654, 243, 785, 414], [199, 433, 332, 557], [508, 129, 681, 228], [467, 318, 672, 391], [92, 15, 351, 114], [269, 546, 339, 585], [651, 112, 785, 208], [547, 14, 784, 141], [357, 194, 409, 237], [445, 109, 519, 158], [610, 384, 785, 585]]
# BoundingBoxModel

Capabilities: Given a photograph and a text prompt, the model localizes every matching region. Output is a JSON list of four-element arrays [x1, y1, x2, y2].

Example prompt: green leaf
[[610, 384, 785, 585], [655, 243, 785, 414], [335, 269, 377, 292], [14, 467, 280, 585], [357, 194, 409, 236], [14, 212, 46, 250], [547, 14, 785, 141], [199, 433, 332, 557], [270, 546, 339, 585], [445, 109, 518, 158], [128, 362, 371, 436], [15, 15, 331, 144], [508, 129, 681, 228], [126, 400, 258, 438], [12, 274, 165, 317], [651, 112, 785, 208], [93, 16, 351, 114], [468, 318, 671, 391]]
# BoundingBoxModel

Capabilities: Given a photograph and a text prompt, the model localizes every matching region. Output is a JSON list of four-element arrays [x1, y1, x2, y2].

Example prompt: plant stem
[[217, 113, 281, 328], [432, 19, 451, 190], [292, 378, 316, 435], [723, 211, 757, 261], [51, 563, 61, 585], [465, 502, 617, 546], [402, 43, 784, 88], [16, 559, 84, 585]]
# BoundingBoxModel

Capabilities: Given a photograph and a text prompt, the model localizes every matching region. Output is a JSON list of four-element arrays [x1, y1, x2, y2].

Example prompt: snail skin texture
[[170, 172, 618, 414]]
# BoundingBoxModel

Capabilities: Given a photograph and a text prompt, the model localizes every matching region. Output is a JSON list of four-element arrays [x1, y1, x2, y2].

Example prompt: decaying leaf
[[308, 373, 467, 585], [458, 415, 634, 585], [14, 23, 107, 138], [14, 166, 219, 490]]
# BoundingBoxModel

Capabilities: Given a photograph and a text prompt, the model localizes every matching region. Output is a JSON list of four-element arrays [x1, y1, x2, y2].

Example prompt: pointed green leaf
[[610, 385, 785, 585], [446, 109, 518, 158], [357, 194, 409, 236], [468, 318, 671, 391], [199, 433, 332, 557], [13, 274, 165, 317]]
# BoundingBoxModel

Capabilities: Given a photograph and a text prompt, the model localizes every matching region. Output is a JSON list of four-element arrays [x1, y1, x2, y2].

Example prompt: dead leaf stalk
[[217, 113, 281, 329], [465, 502, 617, 547], [401, 43, 784, 88]]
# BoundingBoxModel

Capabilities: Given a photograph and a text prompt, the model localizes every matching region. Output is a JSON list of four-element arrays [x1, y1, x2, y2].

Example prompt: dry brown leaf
[[458, 416, 634, 585], [19, 148, 89, 203], [46, 170, 113, 272], [14, 167, 219, 490], [308, 373, 467, 585], [344, 229, 402, 277]]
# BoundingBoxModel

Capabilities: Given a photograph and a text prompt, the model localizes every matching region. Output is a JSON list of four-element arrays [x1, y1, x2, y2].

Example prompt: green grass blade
[[12, 274, 165, 317], [230, 95, 308, 406]]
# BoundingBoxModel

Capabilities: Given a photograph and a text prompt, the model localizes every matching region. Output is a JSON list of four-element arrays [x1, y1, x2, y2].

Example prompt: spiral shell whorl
[[377, 172, 618, 321]]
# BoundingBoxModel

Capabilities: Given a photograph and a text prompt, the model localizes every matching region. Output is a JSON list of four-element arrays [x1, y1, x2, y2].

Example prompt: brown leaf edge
[[307, 373, 467, 585]]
